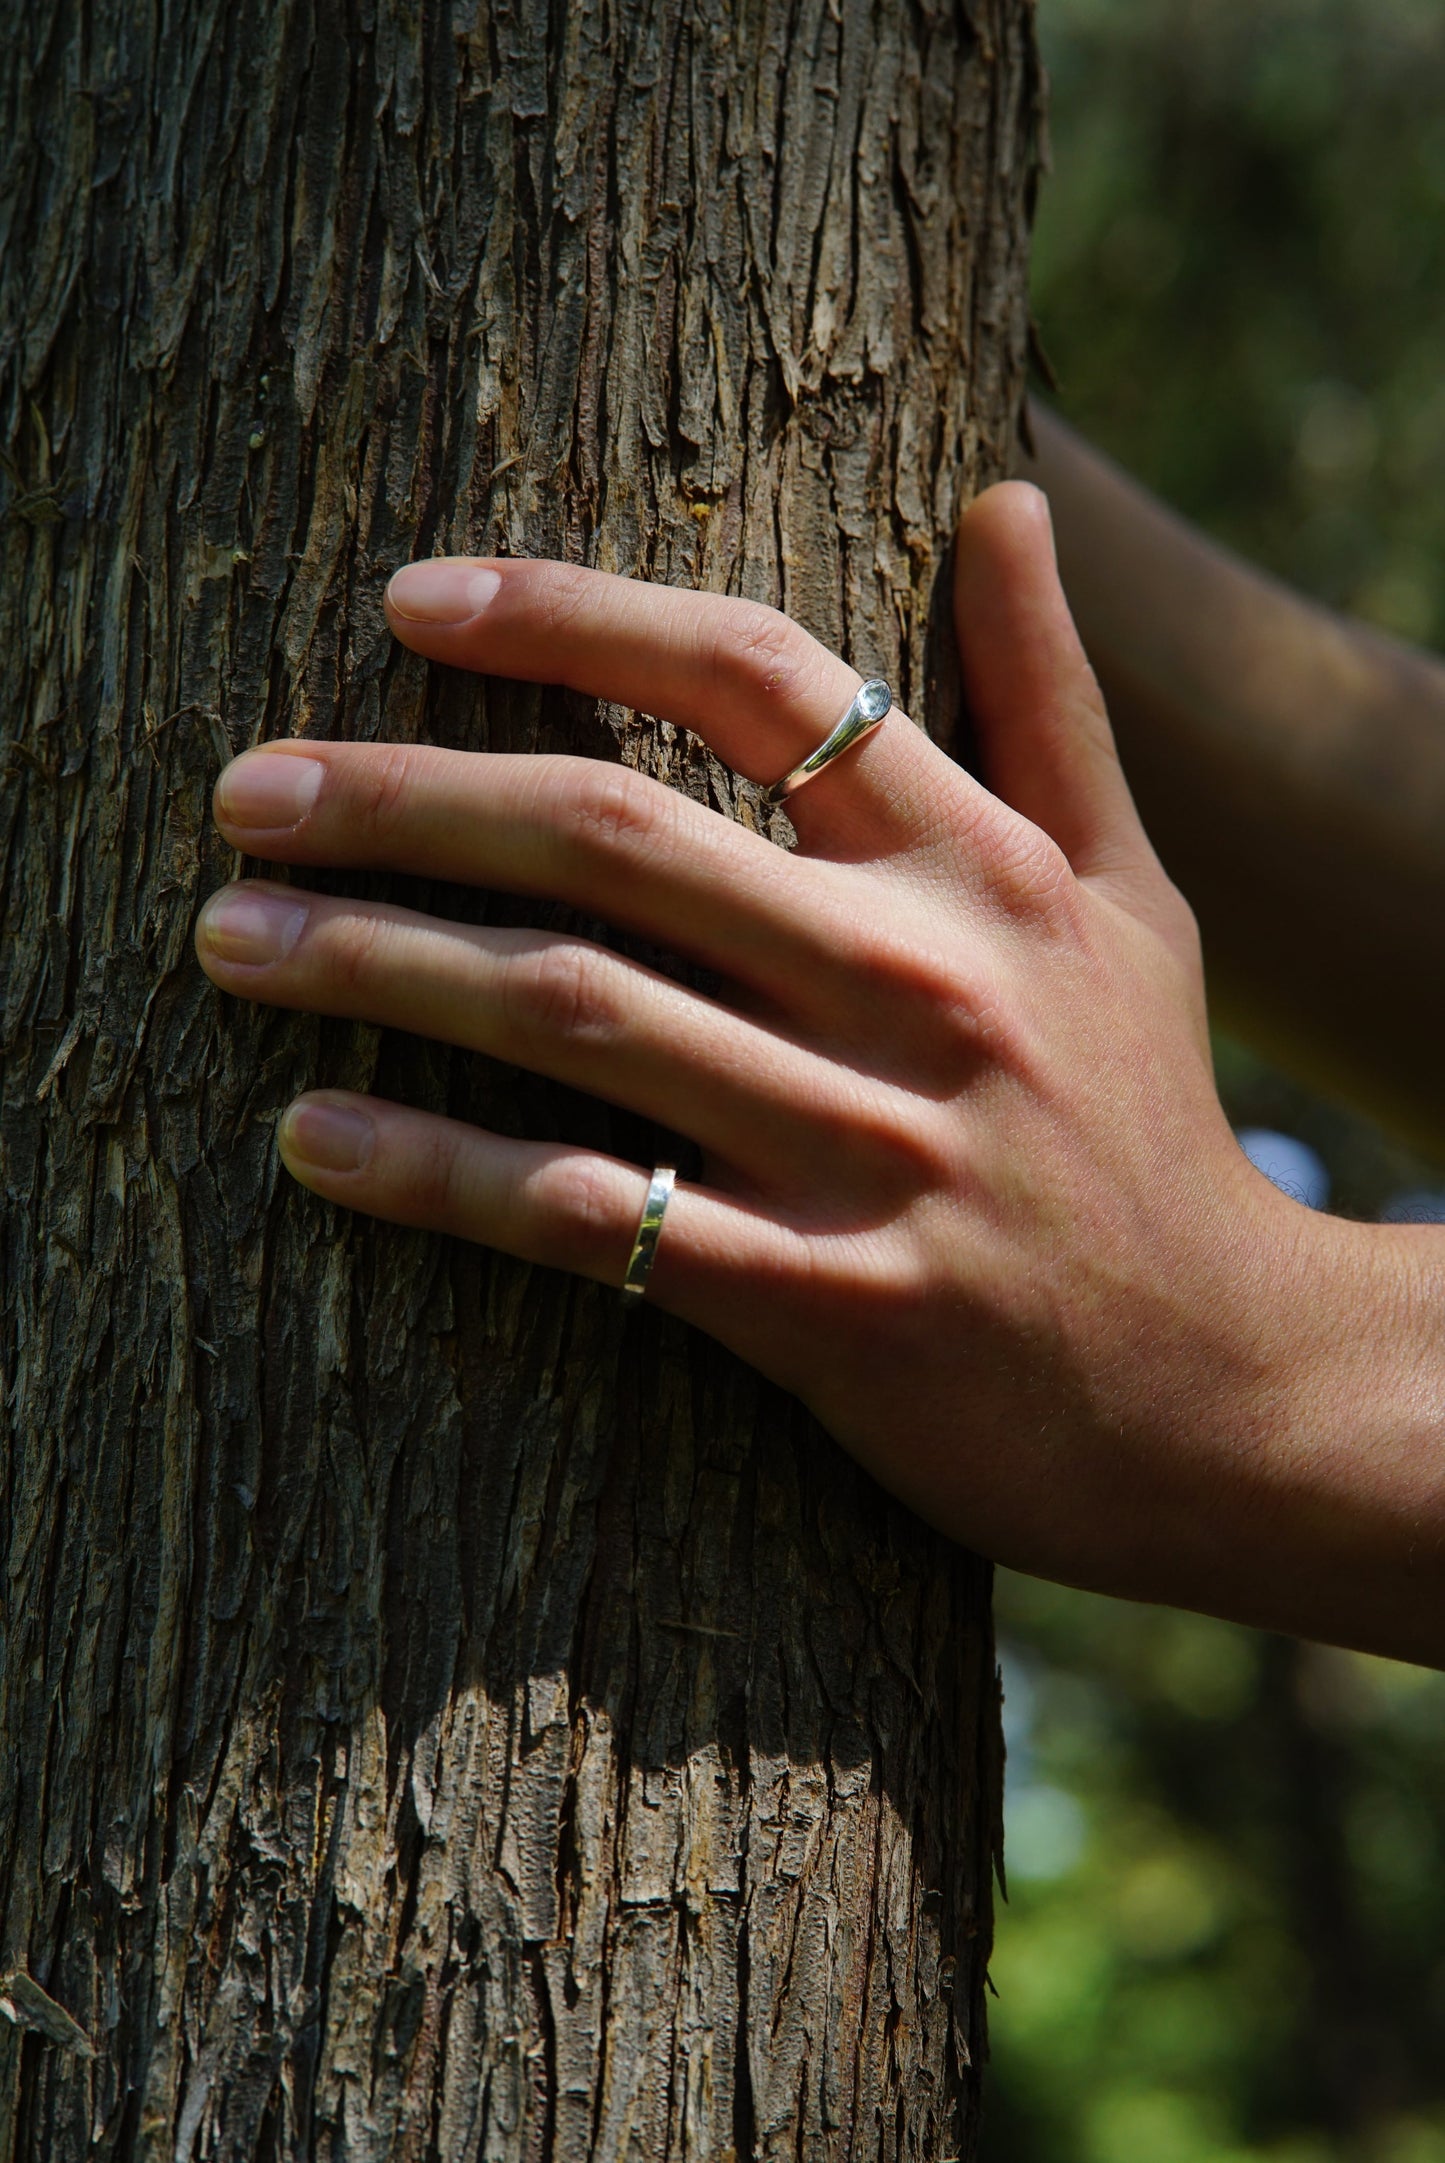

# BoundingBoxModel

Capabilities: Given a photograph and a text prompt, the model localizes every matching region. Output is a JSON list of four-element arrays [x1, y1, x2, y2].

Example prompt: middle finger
[[194, 879, 897, 1193]]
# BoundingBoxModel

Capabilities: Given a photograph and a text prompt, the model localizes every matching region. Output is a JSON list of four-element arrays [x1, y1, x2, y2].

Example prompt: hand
[[195, 485, 1443, 1659]]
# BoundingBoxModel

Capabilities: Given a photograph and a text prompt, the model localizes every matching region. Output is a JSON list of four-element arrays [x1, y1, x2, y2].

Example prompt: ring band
[[762, 677, 892, 807], [620, 1165, 676, 1303]]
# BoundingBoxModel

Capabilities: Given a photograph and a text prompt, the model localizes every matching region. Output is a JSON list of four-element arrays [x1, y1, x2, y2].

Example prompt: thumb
[[953, 481, 1147, 885]]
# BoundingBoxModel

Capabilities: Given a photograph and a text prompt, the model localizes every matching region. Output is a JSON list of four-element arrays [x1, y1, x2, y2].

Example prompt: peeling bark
[[0, 2, 1040, 2156]]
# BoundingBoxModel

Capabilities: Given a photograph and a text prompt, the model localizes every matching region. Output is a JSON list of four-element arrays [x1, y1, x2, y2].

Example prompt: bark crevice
[[1, 3, 1040, 2155]]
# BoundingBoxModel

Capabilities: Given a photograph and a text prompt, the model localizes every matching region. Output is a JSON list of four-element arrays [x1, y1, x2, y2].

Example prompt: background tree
[[0, 2, 1040, 2156]]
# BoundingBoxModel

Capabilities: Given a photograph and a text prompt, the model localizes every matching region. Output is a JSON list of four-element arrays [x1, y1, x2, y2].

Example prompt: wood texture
[[0, 2, 1040, 2155]]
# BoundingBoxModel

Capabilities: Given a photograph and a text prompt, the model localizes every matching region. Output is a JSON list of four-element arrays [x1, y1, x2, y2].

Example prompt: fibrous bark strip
[[0, 3, 1039, 2156]]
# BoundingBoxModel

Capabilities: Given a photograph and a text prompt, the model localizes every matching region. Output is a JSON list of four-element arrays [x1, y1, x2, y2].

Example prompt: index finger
[[383, 557, 968, 859]]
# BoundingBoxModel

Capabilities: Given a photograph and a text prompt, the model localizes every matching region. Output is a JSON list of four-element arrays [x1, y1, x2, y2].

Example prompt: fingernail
[[387, 561, 502, 624], [201, 884, 310, 964], [280, 1097, 374, 1173], [216, 751, 325, 829]]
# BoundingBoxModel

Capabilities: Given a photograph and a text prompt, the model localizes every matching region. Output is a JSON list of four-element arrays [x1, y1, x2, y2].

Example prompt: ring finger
[[196, 879, 872, 1191]]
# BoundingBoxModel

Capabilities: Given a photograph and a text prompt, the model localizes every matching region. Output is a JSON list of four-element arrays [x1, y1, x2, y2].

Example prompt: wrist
[[1201, 1205, 1445, 1664]]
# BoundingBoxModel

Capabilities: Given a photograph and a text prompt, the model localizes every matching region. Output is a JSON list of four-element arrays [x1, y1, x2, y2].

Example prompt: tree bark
[[0, 3, 1040, 2157]]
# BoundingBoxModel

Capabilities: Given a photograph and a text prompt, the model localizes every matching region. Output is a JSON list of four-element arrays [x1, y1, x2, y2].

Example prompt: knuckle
[[532, 561, 596, 641], [827, 1091, 956, 1197], [830, 917, 940, 1004], [503, 940, 621, 1048], [992, 824, 1080, 925], [560, 762, 676, 867], [1160, 879, 1203, 966], [831, 921, 1001, 1070], [402, 1122, 468, 1225], [937, 787, 1085, 927], [714, 600, 819, 705], [535, 1154, 623, 1267], [354, 744, 417, 844], [319, 906, 389, 998]]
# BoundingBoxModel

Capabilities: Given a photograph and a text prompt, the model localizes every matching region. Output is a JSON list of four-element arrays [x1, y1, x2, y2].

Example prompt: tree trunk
[[0, 4, 1039, 2157]]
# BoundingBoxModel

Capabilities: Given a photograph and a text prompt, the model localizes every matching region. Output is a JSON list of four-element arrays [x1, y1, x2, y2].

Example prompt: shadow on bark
[[0, 0, 1039, 2152]]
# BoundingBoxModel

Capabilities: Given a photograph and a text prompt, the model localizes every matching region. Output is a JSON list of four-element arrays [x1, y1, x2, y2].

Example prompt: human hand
[[195, 485, 1440, 1656]]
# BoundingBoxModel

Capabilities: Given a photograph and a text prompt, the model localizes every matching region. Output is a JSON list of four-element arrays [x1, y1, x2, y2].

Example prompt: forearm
[[1020, 406, 1445, 1157]]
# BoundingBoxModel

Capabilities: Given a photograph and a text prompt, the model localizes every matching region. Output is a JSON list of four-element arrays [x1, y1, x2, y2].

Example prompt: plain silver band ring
[[762, 677, 892, 807], [620, 1165, 676, 1303]]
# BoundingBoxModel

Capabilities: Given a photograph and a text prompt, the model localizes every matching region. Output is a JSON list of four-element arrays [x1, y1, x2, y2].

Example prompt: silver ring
[[762, 677, 892, 807], [620, 1165, 676, 1303]]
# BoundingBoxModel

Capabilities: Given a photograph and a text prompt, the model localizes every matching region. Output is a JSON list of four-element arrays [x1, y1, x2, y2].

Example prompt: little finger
[[277, 1090, 804, 1342]]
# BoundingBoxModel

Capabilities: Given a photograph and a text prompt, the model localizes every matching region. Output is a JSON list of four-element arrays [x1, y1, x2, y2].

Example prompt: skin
[[195, 483, 1445, 1668], [1023, 406, 1445, 1160]]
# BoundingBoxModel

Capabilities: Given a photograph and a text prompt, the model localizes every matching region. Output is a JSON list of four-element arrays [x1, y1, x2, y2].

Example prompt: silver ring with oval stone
[[762, 677, 893, 807]]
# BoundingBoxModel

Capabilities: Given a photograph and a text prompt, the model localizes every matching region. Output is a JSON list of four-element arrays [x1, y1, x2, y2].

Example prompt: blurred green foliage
[[985, 3, 1445, 2159], [1031, 0, 1445, 642], [988, 1582, 1445, 2163]]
